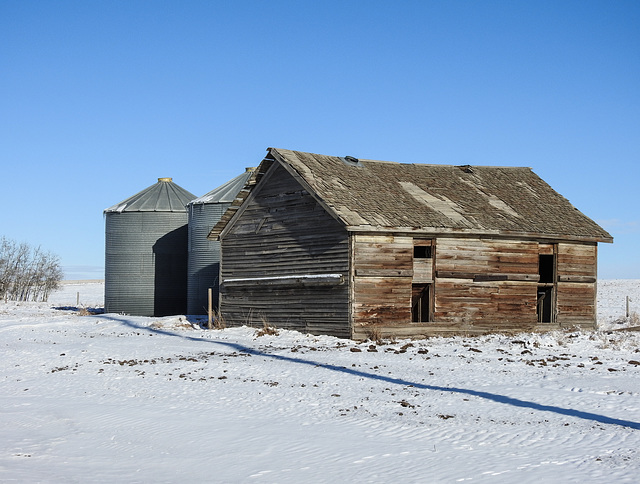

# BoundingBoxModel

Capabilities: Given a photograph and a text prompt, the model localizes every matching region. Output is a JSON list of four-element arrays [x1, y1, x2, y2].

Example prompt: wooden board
[[556, 243, 597, 328]]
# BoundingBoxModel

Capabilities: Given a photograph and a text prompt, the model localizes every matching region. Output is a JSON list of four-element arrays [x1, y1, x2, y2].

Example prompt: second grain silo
[[187, 169, 254, 315], [105, 178, 196, 317]]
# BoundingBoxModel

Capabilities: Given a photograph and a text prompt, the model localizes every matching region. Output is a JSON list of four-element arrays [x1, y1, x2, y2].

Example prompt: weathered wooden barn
[[209, 148, 613, 340]]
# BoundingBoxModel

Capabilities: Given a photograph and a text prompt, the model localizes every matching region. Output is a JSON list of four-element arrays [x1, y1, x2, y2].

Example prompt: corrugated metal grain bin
[[104, 178, 196, 317], [187, 169, 254, 315]]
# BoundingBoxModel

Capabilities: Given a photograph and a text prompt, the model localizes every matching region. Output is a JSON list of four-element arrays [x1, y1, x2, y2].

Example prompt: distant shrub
[[0, 236, 63, 302]]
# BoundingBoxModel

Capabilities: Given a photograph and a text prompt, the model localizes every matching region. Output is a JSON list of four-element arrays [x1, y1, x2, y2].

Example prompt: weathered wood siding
[[351, 234, 413, 339], [219, 163, 350, 337], [556, 243, 597, 328], [413, 258, 433, 283], [433, 237, 539, 333], [350, 236, 602, 339]]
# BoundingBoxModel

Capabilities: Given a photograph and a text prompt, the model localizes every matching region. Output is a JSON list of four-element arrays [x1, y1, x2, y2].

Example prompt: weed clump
[[256, 320, 279, 337]]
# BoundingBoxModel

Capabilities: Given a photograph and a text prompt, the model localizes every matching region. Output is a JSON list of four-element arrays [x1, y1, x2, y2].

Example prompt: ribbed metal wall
[[187, 169, 253, 315], [187, 202, 229, 315], [104, 179, 195, 317]]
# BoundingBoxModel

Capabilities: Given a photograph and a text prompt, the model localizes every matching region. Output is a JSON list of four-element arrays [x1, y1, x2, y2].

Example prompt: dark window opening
[[414, 246, 432, 259], [537, 286, 553, 323], [539, 254, 554, 283], [412, 284, 431, 322]]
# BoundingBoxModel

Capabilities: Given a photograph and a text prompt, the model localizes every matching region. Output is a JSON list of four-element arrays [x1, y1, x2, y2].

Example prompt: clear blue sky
[[1, 0, 638, 279]]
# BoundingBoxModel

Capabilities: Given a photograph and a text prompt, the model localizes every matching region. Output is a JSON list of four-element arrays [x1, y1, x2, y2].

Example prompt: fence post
[[627, 296, 630, 318]]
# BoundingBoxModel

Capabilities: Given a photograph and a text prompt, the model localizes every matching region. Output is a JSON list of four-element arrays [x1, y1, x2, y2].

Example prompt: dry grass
[[204, 311, 226, 330], [256, 319, 279, 337], [366, 325, 383, 345], [610, 311, 640, 327], [213, 311, 226, 330]]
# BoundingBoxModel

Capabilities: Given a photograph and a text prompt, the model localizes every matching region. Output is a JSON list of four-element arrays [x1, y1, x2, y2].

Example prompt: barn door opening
[[537, 253, 555, 323], [412, 284, 431, 322]]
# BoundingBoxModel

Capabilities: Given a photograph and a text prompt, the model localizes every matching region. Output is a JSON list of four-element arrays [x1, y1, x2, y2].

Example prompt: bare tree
[[0, 237, 63, 302]]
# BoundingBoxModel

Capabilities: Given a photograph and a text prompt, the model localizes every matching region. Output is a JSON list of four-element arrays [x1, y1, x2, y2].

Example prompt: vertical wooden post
[[208, 287, 213, 330], [627, 296, 630, 318], [77, 291, 80, 306]]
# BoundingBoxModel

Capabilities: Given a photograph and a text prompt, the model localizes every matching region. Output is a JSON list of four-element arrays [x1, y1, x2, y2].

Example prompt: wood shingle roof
[[210, 148, 613, 243]]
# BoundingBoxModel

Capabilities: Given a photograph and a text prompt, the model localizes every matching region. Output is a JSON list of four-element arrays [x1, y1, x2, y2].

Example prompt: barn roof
[[210, 148, 613, 243]]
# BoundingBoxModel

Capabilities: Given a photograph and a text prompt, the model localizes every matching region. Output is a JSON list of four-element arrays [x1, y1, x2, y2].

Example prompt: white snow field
[[2, 280, 640, 483]]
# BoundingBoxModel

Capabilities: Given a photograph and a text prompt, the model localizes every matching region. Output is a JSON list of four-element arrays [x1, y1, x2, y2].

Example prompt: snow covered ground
[[2, 280, 640, 483]]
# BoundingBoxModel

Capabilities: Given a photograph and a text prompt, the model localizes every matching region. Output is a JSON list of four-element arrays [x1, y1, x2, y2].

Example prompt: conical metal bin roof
[[105, 178, 197, 213], [187, 169, 254, 206]]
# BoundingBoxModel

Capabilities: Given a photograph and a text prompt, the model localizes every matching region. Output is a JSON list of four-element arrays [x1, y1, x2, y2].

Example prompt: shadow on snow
[[103, 315, 640, 431]]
